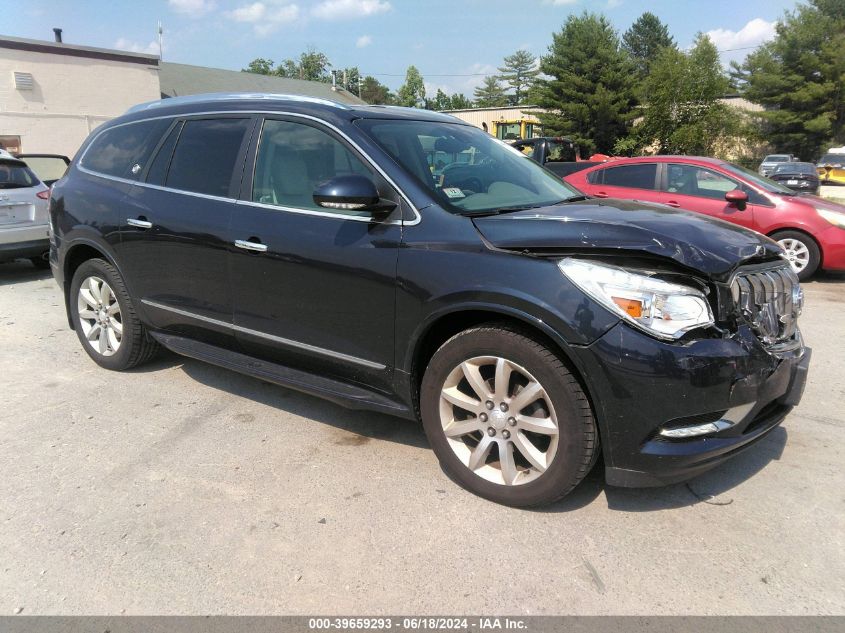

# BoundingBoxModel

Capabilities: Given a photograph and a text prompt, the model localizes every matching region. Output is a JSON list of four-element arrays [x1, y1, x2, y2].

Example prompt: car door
[[586, 162, 663, 203], [230, 116, 403, 391], [118, 115, 256, 348], [656, 163, 756, 230]]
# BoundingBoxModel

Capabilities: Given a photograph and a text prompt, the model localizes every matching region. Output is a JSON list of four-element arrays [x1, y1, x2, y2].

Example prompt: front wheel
[[420, 325, 598, 507], [771, 230, 820, 281], [69, 258, 159, 370]]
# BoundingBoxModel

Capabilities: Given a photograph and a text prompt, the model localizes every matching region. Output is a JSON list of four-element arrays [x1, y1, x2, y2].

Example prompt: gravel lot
[[0, 260, 843, 615]]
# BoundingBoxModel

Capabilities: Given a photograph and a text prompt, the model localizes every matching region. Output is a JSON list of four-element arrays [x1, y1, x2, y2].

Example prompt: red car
[[565, 156, 845, 279]]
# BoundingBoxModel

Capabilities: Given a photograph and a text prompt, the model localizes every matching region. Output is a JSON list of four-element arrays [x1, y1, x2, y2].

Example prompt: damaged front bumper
[[571, 323, 810, 488]]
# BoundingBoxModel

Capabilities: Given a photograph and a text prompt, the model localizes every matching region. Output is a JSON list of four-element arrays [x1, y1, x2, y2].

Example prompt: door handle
[[235, 239, 268, 253], [665, 201, 681, 208], [594, 191, 609, 198], [127, 218, 153, 229]]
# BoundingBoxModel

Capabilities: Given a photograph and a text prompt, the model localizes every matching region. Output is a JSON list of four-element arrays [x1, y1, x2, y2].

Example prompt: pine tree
[[733, 0, 845, 158], [530, 12, 638, 154], [622, 12, 675, 78], [474, 77, 508, 107], [497, 50, 540, 104]]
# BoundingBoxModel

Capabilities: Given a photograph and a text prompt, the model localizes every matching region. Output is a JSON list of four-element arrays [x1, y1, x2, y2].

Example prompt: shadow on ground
[[0, 260, 52, 287], [171, 353, 431, 450], [137, 352, 790, 514]]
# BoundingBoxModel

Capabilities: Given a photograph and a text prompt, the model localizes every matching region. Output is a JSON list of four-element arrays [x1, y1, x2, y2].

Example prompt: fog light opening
[[659, 419, 735, 439], [658, 402, 756, 439]]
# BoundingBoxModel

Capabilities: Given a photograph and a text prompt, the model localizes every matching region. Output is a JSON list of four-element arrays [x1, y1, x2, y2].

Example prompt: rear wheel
[[70, 258, 159, 370], [420, 325, 597, 507], [771, 230, 820, 280]]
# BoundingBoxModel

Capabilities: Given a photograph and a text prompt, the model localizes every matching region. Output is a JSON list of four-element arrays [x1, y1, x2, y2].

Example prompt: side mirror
[[725, 189, 748, 211], [313, 175, 395, 214]]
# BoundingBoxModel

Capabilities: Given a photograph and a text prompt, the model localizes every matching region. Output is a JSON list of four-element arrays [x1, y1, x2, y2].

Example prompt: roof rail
[[125, 92, 350, 114]]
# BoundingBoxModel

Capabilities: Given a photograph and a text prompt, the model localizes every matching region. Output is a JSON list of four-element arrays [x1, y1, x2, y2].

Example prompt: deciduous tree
[[397, 66, 426, 107], [360, 75, 393, 104], [449, 93, 473, 109], [623, 35, 743, 156]]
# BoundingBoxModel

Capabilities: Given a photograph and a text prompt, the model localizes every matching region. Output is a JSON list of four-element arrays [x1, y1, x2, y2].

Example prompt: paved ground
[[0, 261, 843, 616]]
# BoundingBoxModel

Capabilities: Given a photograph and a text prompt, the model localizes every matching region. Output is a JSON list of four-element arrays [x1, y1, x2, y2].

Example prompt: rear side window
[[145, 121, 183, 187], [82, 119, 170, 179], [165, 118, 251, 197], [600, 164, 658, 190], [0, 161, 39, 188]]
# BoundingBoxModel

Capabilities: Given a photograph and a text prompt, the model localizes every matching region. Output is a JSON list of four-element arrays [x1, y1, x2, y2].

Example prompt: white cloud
[[312, 0, 391, 20], [230, 2, 266, 21], [113, 38, 160, 56], [543, 0, 578, 5], [356, 35, 372, 48], [607, 0, 623, 8], [707, 18, 776, 52], [168, 0, 215, 17], [227, 2, 301, 36]]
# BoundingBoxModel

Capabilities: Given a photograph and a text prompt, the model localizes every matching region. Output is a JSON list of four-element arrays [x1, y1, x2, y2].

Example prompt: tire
[[69, 258, 159, 370], [771, 230, 820, 281], [30, 254, 51, 270], [419, 325, 597, 507]]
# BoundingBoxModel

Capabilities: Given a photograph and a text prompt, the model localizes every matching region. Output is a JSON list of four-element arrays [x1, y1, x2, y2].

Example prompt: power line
[[363, 45, 761, 79]]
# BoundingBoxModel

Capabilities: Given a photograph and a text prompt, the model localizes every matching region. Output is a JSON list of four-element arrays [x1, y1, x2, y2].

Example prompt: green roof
[[158, 62, 365, 105]]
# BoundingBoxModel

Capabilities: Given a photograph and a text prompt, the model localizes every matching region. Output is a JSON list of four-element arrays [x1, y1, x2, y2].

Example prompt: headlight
[[558, 258, 714, 340], [817, 208, 845, 229]]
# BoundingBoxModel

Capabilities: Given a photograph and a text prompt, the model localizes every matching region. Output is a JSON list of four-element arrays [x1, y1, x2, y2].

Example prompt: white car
[[0, 149, 51, 268]]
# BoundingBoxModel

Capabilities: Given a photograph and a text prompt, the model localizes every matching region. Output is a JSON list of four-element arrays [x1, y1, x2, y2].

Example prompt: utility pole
[[157, 21, 163, 60]]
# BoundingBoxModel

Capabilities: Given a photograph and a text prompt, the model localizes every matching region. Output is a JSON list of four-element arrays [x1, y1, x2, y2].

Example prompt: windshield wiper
[[554, 195, 589, 203], [468, 204, 548, 217]]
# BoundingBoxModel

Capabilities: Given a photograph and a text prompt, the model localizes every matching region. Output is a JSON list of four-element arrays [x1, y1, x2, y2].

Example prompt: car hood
[[472, 198, 783, 280]]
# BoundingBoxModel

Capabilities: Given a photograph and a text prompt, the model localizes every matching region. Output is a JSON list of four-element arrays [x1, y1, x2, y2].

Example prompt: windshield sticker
[[443, 187, 466, 199]]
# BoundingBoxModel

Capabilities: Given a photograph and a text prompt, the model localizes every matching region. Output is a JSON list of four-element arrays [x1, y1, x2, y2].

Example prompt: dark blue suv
[[49, 93, 810, 506]]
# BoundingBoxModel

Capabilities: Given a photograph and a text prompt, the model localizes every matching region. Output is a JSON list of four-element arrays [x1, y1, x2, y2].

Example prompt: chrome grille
[[730, 263, 802, 348]]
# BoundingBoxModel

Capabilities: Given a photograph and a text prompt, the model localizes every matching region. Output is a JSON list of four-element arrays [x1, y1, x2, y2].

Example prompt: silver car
[[0, 149, 51, 268], [758, 153, 796, 177]]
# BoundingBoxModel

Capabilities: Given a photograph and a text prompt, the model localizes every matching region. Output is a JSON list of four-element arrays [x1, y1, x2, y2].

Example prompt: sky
[[2, 0, 804, 96]]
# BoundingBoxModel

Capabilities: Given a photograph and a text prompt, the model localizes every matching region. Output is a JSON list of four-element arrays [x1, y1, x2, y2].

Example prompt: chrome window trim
[[141, 299, 387, 370], [76, 109, 421, 226]]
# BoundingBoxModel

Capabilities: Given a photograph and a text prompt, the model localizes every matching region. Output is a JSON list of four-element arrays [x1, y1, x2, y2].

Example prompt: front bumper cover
[[571, 323, 810, 488]]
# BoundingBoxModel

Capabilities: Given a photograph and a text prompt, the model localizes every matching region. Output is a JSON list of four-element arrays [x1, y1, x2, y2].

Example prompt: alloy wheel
[[77, 276, 123, 357], [438, 356, 559, 486], [777, 237, 810, 274]]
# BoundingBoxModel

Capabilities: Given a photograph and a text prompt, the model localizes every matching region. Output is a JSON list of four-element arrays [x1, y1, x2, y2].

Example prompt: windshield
[[772, 162, 816, 175], [355, 119, 582, 214], [764, 155, 790, 162], [819, 153, 845, 165], [722, 162, 794, 195], [0, 161, 40, 189]]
